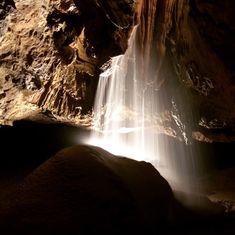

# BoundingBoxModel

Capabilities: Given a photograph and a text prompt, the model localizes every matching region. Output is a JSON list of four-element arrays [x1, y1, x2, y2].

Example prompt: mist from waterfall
[[88, 2, 200, 193]]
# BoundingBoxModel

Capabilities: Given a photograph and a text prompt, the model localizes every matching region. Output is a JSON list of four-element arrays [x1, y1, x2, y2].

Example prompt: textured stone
[[168, 0, 235, 142], [1, 0, 235, 143], [148, 0, 235, 143], [0, 0, 134, 126]]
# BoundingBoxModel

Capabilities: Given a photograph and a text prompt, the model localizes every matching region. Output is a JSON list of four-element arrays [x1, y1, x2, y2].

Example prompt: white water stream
[[89, 26, 174, 186], [89, 27, 159, 161], [88, 5, 199, 192]]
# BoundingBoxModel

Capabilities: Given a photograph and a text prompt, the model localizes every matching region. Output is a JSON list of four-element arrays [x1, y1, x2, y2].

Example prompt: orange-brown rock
[[136, 0, 235, 143], [1, 0, 235, 143], [0, 0, 134, 126], [162, 0, 235, 143]]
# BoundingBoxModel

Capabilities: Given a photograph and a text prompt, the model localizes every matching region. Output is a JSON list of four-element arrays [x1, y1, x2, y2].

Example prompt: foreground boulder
[[1, 145, 175, 234]]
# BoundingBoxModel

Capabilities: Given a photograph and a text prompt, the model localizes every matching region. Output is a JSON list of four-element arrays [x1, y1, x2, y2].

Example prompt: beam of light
[[87, 136, 148, 162]]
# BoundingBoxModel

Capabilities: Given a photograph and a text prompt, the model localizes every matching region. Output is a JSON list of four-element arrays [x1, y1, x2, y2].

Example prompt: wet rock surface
[[161, 0, 235, 142]]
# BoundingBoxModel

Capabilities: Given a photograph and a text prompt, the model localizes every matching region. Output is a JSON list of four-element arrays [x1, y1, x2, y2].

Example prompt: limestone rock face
[[0, 144, 175, 234], [1, 0, 235, 143], [124, 0, 235, 143], [0, 0, 134, 125], [154, 0, 235, 142]]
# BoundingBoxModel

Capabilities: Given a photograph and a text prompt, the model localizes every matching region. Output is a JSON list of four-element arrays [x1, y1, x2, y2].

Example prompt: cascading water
[[89, 26, 159, 162], [88, 0, 199, 192]]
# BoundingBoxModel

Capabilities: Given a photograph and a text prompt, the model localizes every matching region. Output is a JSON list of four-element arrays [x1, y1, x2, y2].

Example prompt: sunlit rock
[[0, 0, 134, 126]]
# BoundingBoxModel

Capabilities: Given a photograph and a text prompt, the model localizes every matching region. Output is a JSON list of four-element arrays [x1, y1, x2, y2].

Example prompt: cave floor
[[0, 166, 235, 235], [0, 120, 235, 234]]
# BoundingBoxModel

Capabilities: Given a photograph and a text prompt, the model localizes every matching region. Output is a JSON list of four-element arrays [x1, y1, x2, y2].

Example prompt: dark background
[[0, 120, 234, 172]]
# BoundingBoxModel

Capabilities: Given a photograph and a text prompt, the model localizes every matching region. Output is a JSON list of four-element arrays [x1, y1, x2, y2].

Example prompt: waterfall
[[88, 1, 199, 192], [88, 26, 160, 162]]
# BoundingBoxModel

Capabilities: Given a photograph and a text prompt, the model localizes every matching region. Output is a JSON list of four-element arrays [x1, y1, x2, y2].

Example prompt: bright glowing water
[[89, 27, 159, 161], [88, 26, 175, 183], [88, 8, 199, 192]]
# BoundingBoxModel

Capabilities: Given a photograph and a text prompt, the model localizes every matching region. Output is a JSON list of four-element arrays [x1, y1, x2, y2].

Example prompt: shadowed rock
[[0, 144, 176, 234]]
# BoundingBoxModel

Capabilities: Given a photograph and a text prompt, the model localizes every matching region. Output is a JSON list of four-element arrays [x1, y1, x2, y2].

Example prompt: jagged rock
[[0, 144, 176, 234], [140, 0, 235, 143], [160, 0, 235, 142], [0, 0, 235, 143], [0, 0, 134, 126]]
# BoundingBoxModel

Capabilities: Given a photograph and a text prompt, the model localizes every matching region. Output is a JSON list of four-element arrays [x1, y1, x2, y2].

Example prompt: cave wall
[[0, 0, 134, 125], [162, 0, 235, 142], [0, 0, 235, 142], [141, 0, 235, 142]]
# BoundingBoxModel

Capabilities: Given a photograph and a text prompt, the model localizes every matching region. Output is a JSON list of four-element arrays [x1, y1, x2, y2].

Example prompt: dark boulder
[[0, 144, 175, 234]]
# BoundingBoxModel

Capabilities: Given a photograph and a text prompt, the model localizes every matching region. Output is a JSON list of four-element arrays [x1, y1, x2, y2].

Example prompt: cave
[[0, 0, 235, 234]]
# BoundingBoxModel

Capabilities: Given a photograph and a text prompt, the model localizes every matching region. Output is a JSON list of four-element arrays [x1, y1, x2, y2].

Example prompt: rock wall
[[0, 0, 235, 142], [159, 0, 235, 142], [0, 0, 134, 125], [138, 0, 235, 143], [0, 144, 177, 234]]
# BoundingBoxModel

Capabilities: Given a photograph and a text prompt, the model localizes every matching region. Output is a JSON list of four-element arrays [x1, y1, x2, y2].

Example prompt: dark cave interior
[[0, 120, 235, 234], [0, 120, 234, 170], [1, 0, 235, 234]]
